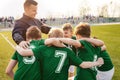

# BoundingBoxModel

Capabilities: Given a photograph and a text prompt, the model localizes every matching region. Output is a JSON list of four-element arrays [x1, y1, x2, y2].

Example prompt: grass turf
[[0, 24, 120, 80]]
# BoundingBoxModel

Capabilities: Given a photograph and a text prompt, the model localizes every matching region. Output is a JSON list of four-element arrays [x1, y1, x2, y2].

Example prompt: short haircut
[[24, 0, 38, 8], [26, 26, 41, 40], [75, 22, 91, 37], [48, 28, 63, 38], [62, 23, 73, 31]]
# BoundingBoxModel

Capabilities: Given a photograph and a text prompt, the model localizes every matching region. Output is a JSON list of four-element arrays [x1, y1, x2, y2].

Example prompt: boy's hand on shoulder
[[19, 41, 30, 49]]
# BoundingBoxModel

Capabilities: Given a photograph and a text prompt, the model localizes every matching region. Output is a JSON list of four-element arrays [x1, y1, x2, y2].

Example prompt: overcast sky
[[0, 0, 119, 18]]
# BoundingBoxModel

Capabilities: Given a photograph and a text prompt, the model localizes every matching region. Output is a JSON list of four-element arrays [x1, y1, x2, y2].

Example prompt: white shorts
[[69, 65, 75, 73], [96, 67, 114, 80]]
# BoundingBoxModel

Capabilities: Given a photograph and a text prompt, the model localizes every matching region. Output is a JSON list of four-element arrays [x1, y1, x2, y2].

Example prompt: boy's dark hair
[[26, 26, 41, 40], [62, 23, 73, 31], [75, 22, 91, 37], [24, 0, 38, 8]]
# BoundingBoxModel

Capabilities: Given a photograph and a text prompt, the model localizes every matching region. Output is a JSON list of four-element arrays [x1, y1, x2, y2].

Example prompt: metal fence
[[0, 17, 120, 28], [44, 17, 120, 26]]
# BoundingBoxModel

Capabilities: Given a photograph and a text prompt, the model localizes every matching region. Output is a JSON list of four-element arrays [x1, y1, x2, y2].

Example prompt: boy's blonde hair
[[48, 28, 63, 38], [74, 22, 91, 37], [62, 23, 73, 32], [26, 26, 41, 40]]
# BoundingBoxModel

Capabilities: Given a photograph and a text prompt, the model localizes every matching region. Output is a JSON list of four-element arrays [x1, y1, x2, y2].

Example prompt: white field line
[[0, 33, 15, 49]]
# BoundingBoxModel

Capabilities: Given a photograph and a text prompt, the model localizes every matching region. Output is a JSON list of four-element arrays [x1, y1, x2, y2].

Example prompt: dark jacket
[[12, 14, 51, 44]]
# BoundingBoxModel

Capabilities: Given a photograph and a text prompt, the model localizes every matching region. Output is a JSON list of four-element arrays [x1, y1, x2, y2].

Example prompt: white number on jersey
[[91, 54, 98, 71], [55, 50, 67, 73], [23, 56, 36, 64]]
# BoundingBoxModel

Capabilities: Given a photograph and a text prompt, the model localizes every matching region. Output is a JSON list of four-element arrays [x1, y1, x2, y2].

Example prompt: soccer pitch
[[0, 24, 120, 80]]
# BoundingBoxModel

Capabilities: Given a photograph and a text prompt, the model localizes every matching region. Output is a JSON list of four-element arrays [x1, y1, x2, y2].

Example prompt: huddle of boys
[[5, 1, 114, 80]]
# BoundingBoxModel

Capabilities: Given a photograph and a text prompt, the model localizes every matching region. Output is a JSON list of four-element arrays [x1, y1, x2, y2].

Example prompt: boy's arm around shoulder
[[59, 38, 82, 48], [16, 45, 33, 56], [45, 38, 66, 47], [81, 38, 104, 46]]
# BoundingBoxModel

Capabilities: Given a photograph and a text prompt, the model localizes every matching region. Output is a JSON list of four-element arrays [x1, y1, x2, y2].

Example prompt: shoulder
[[79, 40, 90, 45], [60, 47, 73, 53], [15, 19, 22, 24], [31, 39, 45, 45], [38, 45, 48, 50], [32, 45, 47, 53], [14, 18, 26, 26]]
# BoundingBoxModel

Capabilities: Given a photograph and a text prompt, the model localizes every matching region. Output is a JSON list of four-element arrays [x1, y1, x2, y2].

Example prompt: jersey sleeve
[[11, 51, 18, 60], [96, 47, 101, 58], [68, 49, 83, 66], [80, 40, 101, 58], [79, 40, 93, 49], [80, 40, 88, 47]]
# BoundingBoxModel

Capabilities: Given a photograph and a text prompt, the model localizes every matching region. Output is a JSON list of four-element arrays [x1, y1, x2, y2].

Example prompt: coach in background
[[12, 0, 51, 48]]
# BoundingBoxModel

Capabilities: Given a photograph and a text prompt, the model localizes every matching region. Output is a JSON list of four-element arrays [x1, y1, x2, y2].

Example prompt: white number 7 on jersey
[[55, 50, 67, 73]]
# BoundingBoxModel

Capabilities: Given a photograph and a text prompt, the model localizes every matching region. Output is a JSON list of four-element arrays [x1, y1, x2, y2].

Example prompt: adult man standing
[[12, 0, 51, 48]]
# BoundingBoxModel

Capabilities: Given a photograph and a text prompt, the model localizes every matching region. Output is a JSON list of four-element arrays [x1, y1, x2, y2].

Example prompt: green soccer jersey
[[12, 39, 44, 80], [98, 50, 114, 71], [32, 45, 83, 80], [74, 40, 101, 80]]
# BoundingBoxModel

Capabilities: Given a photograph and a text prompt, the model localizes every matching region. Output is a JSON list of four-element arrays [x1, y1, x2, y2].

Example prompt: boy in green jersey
[[59, 22, 104, 80], [92, 37, 114, 80], [16, 28, 103, 80], [6, 26, 43, 80], [6, 26, 58, 80], [62, 23, 76, 53], [97, 46, 114, 80], [62, 23, 76, 79]]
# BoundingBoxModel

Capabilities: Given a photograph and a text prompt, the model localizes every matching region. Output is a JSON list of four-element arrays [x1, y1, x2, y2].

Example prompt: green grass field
[[0, 24, 120, 80]]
